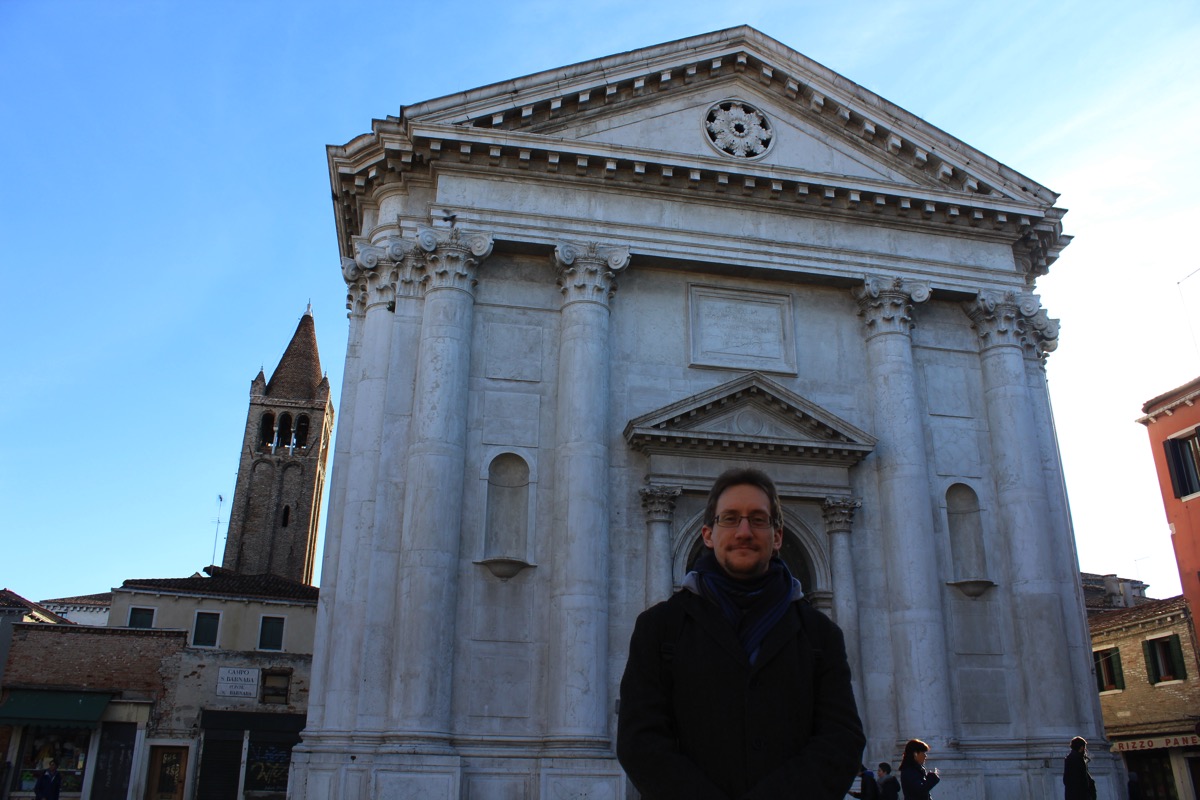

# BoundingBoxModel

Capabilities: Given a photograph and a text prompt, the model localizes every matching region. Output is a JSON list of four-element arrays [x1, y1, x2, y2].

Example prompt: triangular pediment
[[330, 27, 1071, 276], [623, 372, 875, 466], [403, 26, 1051, 205]]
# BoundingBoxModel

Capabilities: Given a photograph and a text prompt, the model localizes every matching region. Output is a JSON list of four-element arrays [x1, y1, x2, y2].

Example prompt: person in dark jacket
[[851, 764, 880, 799], [617, 468, 865, 799], [877, 762, 901, 800], [34, 760, 61, 800], [898, 739, 940, 800], [1063, 736, 1097, 800]]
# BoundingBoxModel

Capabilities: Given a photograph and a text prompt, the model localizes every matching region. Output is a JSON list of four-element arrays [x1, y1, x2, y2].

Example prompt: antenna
[[211, 494, 224, 568], [1178, 267, 1200, 365]]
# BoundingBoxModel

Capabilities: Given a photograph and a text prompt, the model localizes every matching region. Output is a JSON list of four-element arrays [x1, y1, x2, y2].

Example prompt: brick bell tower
[[222, 306, 334, 584]]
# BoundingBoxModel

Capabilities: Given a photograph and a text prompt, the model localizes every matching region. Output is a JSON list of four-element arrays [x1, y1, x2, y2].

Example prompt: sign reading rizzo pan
[[217, 667, 260, 698], [1113, 734, 1200, 751]]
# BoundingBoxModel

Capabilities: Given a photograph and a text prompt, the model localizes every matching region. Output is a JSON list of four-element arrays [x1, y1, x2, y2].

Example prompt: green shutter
[[1092, 651, 1105, 693], [1143, 639, 1159, 683], [1168, 634, 1187, 681], [1112, 649, 1124, 690]]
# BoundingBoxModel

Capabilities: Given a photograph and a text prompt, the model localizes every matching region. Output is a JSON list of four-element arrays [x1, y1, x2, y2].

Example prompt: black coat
[[34, 769, 61, 800], [617, 590, 865, 799], [899, 764, 939, 800], [879, 773, 901, 800], [1063, 750, 1096, 800]]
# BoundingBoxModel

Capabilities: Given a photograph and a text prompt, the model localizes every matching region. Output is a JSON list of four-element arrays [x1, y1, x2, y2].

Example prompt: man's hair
[[703, 468, 783, 528], [1070, 736, 1087, 752], [878, 762, 892, 774]]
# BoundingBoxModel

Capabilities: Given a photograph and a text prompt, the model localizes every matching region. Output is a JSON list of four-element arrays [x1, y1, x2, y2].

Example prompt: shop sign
[[216, 667, 260, 698], [1114, 734, 1200, 751]]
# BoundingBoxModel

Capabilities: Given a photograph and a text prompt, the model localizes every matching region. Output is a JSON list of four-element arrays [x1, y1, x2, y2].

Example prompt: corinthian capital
[[416, 225, 494, 292], [965, 290, 1058, 355], [822, 496, 861, 535], [554, 241, 631, 306], [640, 484, 682, 523], [343, 235, 419, 311], [852, 275, 931, 336]]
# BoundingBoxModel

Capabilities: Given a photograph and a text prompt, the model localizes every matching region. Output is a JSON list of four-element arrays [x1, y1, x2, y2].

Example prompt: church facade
[[291, 27, 1115, 799]]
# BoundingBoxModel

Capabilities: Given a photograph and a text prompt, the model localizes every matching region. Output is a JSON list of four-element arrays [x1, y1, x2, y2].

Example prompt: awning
[[0, 690, 112, 728]]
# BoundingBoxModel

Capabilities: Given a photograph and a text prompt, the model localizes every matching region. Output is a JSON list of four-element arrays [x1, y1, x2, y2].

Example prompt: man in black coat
[[34, 760, 61, 800], [617, 468, 865, 799]]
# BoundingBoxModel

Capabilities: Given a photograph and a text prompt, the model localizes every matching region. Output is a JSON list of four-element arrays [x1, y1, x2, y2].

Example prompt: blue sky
[[2, 0, 1197, 603]]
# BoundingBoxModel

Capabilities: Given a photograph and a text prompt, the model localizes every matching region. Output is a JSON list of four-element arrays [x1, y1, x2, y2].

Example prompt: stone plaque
[[482, 392, 540, 448], [484, 323, 543, 382], [466, 645, 533, 719], [688, 285, 796, 374]]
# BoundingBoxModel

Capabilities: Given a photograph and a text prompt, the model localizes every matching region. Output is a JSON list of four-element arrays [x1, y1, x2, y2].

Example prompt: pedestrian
[[617, 467, 866, 799], [34, 759, 60, 800], [851, 764, 880, 799], [1063, 736, 1097, 800], [899, 739, 940, 799], [878, 762, 900, 800]]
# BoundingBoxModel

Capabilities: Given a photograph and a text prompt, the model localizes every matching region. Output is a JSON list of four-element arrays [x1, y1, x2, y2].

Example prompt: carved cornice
[[821, 496, 861, 534], [853, 275, 931, 337], [416, 225, 494, 293], [553, 241, 631, 305], [640, 484, 682, 522], [964, 290, 1059, 356]]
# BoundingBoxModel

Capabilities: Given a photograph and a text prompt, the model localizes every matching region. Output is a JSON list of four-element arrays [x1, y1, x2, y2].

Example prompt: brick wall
[[1090, 598, 1200, 737], [4, 623, 185, 697]]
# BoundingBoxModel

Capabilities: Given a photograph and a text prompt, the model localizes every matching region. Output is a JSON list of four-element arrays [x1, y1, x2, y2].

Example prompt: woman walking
[[899, 739, 940, 800], [1063, 736, 1097, 800]]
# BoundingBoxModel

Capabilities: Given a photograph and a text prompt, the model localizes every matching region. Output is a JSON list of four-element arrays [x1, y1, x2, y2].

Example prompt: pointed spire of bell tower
[[222, 307, 335, 584]]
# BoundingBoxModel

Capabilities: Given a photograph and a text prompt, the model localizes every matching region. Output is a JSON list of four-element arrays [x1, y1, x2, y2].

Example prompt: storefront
[[0, 690, 111, 797], [196, 710, 305, 800], [1113, 733, 1200, 799]]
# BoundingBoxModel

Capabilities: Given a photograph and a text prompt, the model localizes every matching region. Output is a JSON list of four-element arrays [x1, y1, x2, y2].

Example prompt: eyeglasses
[[713, 511, 775, 530]]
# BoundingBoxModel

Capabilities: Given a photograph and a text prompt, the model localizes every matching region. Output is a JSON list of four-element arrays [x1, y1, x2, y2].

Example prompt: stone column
[[303, 259, 366, 733], [393, 225, 493, 738], [852, 276, 954, 742], [309, 241, 403, 734], [547, 241, 630, 747], [1022, 313, 1104, 740], [641, 484, 682, 605], [356, 237, 423, 731], [822, 496, 863, 700], [965, 290, 1077, 731]]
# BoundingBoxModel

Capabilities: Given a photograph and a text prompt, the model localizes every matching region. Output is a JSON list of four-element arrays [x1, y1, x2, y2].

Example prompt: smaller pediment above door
[[623, 373, 875, 466]]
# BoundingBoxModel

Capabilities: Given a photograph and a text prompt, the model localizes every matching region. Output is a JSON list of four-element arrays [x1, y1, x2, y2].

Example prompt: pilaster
[[822, 496, 863, 705], [640, 484, 681, 605]]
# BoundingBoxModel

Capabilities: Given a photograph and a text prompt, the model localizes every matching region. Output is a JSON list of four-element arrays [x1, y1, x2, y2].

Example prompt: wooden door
[[145, 746, 188, 800]]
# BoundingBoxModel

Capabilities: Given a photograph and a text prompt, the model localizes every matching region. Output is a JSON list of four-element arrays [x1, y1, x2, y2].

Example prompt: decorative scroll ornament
[[704, 100, 774, 159], [553, 241, 631, 304], [852, 275, 931, 336], [416, 224, 494, 291], [822, 496, 862, 534], [965, 290, 1059, 357], [344, 235, 418, 312], [640, 484, 682, 522]]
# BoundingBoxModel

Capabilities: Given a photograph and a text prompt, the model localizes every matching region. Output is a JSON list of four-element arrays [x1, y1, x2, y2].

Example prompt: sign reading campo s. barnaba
[[217, 667, 260, 698]]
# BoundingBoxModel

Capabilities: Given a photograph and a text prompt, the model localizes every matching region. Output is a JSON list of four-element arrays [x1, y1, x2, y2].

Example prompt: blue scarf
[[693, 550, 795, 664]]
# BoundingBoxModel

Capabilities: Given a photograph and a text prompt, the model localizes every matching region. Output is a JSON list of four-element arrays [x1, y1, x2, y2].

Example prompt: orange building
[[1138, 376, 1200, 617]]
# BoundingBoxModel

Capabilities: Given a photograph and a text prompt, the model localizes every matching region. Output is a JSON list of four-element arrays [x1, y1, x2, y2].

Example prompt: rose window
[[704, 100, 773, 159]]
